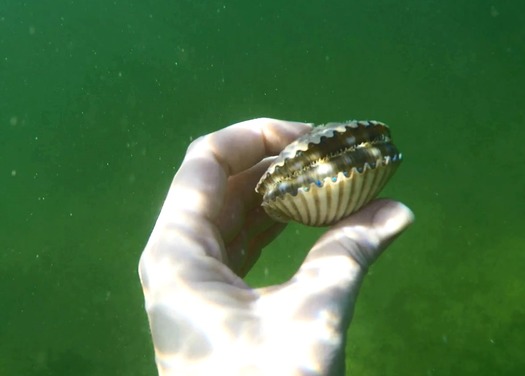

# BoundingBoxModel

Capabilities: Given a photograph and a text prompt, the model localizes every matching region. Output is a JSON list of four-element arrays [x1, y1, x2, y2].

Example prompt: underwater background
[[1, 0, 524, 374]]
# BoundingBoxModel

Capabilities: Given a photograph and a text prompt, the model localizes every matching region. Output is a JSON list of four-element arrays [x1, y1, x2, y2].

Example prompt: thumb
[[251, 200, 412, 374], [253, 200, 413, 373], [305, 199, 414, 273], [289, 199, 414, 324]]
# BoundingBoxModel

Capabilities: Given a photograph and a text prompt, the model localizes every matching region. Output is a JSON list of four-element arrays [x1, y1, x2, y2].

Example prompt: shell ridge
[[256, 120, 402, 226]]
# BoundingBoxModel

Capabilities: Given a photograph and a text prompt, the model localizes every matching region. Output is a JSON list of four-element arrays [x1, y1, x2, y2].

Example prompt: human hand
[[138, 118, 414, 375]]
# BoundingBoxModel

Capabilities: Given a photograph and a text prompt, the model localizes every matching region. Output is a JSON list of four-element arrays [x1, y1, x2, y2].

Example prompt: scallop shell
[[255, 120, 402, 226]]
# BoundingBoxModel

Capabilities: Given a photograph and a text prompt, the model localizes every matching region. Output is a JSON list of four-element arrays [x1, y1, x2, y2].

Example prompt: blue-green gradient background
[[1, 1, 524, 374]]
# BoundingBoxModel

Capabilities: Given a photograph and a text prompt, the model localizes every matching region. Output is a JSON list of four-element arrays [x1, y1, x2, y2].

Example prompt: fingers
[[225, 205, 287, 276], [166, 119, 312, 222], [142, 119, 312, 285], [216, 158, 275, 241], [191, 118, 313, 177], [216, 158, 287, 275]]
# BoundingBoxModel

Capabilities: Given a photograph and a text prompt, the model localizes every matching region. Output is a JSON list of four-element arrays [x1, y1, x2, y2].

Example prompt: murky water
[[1, 1, 524, 374]]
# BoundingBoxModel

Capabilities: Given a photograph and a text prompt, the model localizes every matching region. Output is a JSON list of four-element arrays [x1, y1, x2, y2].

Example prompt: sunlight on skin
[[139, 118, 414, 376]]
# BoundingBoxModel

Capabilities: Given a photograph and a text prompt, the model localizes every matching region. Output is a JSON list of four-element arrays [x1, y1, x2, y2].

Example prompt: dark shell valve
[[255, 120, 402, 226]]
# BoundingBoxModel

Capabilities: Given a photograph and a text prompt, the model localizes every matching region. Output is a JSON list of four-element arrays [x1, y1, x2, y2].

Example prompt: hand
[[138, 118, 414, 376]]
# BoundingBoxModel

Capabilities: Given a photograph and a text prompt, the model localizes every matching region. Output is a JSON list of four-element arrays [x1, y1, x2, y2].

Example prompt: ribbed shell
[[255, 120, 402, 226]]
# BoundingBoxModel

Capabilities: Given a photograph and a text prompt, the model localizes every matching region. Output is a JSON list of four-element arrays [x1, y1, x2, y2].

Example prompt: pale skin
[[138, 118, 414, 376]]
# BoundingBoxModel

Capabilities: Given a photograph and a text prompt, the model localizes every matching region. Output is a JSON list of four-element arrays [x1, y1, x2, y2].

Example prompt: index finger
[[191, 117, 313, 176], [167, 118, 312, 221]]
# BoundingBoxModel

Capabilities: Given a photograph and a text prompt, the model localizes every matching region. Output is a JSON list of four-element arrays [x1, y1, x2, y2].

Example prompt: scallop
[[255, 120, 403, 226]]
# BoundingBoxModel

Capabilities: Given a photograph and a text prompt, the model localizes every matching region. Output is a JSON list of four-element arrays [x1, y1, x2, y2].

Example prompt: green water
[[1, 0, 524, 374]]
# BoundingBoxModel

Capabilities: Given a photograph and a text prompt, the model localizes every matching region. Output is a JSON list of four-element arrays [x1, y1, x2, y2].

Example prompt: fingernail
[[375, 201, 414, 237]]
